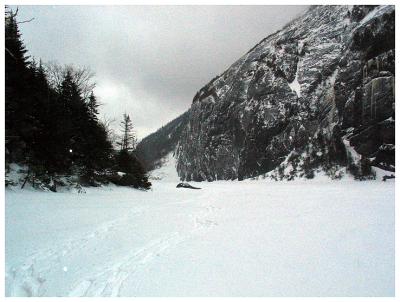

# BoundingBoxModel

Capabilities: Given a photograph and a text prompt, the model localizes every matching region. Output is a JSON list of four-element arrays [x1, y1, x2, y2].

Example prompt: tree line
[[5, 8, 151, 190]]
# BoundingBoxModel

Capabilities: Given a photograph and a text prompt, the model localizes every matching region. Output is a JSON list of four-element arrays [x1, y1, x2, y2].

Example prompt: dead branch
[[17, 17, 35, 24]]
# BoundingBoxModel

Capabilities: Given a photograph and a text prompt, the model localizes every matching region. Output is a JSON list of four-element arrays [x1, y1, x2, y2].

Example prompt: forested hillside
[[136, 111, 189, 171]]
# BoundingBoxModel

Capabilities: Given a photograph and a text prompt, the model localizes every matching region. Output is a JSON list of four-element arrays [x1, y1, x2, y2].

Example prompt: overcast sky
[[14, 5, 307, 140]]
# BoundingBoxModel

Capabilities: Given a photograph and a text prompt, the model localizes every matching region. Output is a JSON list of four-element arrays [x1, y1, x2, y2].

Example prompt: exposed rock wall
[[176, 5, 395, 181]]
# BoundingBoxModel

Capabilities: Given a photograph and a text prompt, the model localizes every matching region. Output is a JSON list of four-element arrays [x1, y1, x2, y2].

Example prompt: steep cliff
[[175, 5, 395, 181], [138, 5, 395, 181]]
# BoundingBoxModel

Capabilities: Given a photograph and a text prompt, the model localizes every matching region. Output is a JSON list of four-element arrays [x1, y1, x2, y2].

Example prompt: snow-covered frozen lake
[[5, 177, 395, 297]]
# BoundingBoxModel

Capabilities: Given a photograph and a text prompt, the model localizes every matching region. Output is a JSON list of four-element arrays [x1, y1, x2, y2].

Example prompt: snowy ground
[[5, 155, 395, 297]]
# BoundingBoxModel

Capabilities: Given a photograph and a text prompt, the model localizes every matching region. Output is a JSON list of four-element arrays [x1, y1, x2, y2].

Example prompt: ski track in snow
[[68, 231, 184, 297], [5, 152, 395, 296], [6, 181, 222, 297], [68, 199, 220, 297], [7, 215, 138, 296]]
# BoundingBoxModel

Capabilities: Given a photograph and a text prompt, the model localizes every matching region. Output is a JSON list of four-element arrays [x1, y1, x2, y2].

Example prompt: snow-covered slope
[[6, 179, 394, 297], [148, 152, 180, 183]]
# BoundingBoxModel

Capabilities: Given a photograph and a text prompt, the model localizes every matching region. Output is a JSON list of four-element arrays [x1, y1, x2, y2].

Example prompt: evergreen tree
[[87, 91, 100, 120], [118, 113, 136, 151], [24, 59, 52, 174], [114, 150, 151, 189], [114, 113, 151, 189], [79, 93, 113, 184], [5, 8, 29, 65], [50, 70, 82, 171], [5, 8, 31, 162]]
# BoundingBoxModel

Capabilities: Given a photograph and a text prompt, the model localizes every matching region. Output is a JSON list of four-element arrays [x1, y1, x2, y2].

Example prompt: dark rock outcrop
[[176, 182, 201, 189]]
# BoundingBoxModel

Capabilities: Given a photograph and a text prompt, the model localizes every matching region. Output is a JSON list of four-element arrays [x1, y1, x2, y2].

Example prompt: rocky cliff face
[[174, 5, 395, 181]]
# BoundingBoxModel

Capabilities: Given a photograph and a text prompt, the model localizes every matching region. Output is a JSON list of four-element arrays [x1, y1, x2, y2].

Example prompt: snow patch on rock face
[[358, 5, 394, 27], [343, 137, 361, 162], [149, 152, 180, 183], [327, 68, 339, 87], [288, 60, 302, 97]]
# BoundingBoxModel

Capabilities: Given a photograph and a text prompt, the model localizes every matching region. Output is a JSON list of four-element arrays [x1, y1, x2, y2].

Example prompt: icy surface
[[6, 175, 394, 297]]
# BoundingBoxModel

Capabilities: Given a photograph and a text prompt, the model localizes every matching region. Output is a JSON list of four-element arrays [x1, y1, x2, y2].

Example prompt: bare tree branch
[[17, 17, 35, 24], [45, 61, 65, 91], [5, 6, 19, 18], [45, 62, 96, 99], [100, 115, 118, 147], [12, 7, 19, 18]]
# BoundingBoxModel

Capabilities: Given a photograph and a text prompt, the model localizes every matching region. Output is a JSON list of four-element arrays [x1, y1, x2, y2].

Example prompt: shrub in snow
[[112, 149, 152, 190]]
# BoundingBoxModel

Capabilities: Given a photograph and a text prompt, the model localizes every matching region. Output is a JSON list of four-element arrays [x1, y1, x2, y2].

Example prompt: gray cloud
[[14, 5, 307, 139]]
